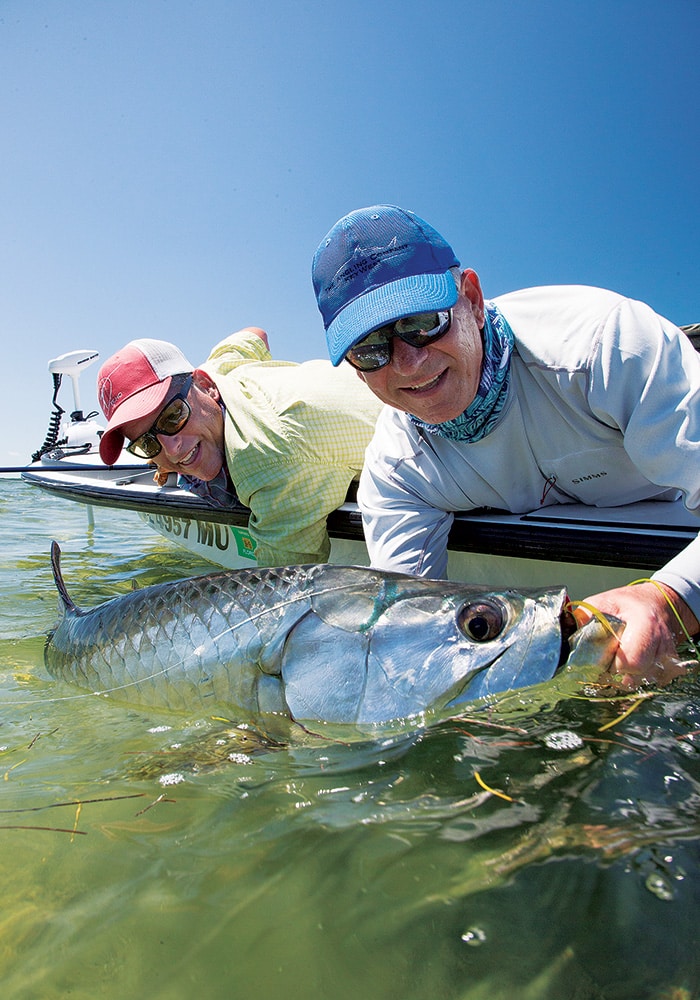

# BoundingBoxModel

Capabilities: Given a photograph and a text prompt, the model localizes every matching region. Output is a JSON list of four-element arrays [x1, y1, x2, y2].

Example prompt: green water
[[1, 478, 699, 999]]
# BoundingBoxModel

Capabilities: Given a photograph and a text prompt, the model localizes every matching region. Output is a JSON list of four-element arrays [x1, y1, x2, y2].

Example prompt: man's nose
[[157, 432, 186, 463], [390, 336, 429, 374]]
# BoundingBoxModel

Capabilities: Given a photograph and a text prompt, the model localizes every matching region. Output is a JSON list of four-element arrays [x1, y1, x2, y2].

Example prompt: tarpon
[[44, 542, 621, 727]]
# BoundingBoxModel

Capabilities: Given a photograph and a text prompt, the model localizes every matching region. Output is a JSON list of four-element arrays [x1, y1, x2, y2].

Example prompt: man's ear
[[459, 269, 485, 328], [193, 368, 221, 400]]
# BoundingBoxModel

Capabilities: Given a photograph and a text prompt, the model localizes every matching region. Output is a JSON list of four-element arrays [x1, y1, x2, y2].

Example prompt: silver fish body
[[44, 543, 614, 725]]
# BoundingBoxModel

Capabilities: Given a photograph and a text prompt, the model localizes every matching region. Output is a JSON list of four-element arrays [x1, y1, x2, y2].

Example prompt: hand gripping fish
[[44, 542, 621, 726]]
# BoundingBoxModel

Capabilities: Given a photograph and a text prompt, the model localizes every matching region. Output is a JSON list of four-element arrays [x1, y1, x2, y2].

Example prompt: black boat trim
[[21, 470, 698, 572]]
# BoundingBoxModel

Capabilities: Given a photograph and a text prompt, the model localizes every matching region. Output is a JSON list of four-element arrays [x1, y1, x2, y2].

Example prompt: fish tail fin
[[50, 541, 80, 615]]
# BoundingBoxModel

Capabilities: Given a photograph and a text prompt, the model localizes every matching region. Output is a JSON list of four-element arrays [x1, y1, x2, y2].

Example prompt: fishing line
[[564, 600, 618, 636], [627, 577, 700, 662]]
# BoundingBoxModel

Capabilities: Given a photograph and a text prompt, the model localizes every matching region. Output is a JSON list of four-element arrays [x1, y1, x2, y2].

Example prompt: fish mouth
[[557, 601, 580, 671]]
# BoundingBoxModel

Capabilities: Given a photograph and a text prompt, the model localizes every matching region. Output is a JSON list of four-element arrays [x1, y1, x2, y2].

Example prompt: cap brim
[[325, 272, 459, 366], [98, 378, 173, 465]]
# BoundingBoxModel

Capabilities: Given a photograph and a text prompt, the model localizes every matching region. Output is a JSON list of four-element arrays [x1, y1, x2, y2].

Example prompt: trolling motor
[[32, 349, 105, 462]]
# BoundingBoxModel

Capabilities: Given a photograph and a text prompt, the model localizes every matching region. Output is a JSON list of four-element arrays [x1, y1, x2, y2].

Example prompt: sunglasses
[[126, 374, 194, 459], [344, 310, 452, 372]]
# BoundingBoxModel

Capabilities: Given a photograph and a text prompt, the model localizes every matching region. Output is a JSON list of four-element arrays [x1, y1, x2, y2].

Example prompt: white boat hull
[[137, 507, 370, 571], [136, 502, 659, 595]]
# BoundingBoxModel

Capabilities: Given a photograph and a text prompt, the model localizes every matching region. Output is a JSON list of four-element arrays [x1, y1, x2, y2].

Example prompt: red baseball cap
[[97, 338, 194, 465]]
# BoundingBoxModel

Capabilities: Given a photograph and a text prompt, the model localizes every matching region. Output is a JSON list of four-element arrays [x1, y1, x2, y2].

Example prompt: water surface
[[1, 479, 699, 999]]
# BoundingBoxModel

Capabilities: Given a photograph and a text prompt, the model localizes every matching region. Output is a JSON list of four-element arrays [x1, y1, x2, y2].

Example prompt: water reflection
[[1, 481, 699, 999]]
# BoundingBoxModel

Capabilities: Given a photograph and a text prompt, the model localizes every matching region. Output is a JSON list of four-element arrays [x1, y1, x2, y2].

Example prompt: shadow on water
[[1, 480, 699, 999]]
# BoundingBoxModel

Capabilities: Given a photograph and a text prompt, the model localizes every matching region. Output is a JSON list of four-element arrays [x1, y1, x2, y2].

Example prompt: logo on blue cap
[[312, 205, 460, 365]]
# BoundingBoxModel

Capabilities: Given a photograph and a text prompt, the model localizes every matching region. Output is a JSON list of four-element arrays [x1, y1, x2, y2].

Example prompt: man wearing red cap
[[97, 327, 383, 566]]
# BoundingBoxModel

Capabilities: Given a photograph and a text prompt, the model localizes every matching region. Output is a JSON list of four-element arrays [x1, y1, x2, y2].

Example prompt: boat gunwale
[[21, 465, 698, 572]]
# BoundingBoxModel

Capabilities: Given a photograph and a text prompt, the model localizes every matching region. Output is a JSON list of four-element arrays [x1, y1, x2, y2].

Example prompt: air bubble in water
[[543, 730, 584, 751], [645, 872, 675, 901], [461, 926, 487, 946]]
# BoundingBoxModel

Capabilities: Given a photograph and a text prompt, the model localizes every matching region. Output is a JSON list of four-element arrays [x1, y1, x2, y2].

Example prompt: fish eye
[[457, 599, 507, 642]]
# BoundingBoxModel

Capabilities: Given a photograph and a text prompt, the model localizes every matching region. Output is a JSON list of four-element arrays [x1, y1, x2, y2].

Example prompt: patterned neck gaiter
[[410, 302, 514, 443]]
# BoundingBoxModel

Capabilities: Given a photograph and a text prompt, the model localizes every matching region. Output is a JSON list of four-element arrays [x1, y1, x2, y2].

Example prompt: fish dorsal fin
[[50, 541, 81, 615]]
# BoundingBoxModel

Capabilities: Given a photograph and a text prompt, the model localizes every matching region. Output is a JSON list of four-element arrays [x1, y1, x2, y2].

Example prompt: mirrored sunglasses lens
[[127, 434, 160, 459], [395, 312, 440, 335], [347, 343, 391, 371], [399, 312, 451, 346]]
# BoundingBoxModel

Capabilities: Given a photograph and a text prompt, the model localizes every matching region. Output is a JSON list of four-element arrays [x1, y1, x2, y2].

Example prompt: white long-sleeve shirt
[[358, 285, 700, 619]]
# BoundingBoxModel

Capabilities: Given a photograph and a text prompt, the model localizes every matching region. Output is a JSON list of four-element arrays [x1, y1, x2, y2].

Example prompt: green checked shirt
[[200, 329, 383, 567]]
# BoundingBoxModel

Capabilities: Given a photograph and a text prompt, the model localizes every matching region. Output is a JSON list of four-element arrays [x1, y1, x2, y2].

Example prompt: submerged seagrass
[[44, 542, 619, 725]]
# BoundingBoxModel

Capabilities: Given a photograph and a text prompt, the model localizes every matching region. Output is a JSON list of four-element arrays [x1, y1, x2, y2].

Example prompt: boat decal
[[142, 512, 256, 559], [143, 512, 194, 539]]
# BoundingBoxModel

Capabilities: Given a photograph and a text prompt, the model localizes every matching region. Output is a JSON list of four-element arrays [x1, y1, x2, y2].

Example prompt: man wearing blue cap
[[312, 204, 700, 687]]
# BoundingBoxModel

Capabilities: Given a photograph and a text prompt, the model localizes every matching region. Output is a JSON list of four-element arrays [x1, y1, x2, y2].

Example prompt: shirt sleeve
[[358, 410, 455, 579], [203, 329, 272, 372], [588, 299, 700, 620]]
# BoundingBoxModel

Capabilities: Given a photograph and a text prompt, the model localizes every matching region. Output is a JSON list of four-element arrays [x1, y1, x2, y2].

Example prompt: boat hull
[[21, 456, 700, 597]]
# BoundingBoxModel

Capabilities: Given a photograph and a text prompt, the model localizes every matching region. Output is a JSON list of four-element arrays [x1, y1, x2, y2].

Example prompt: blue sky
[[2, 0, 698, 467]]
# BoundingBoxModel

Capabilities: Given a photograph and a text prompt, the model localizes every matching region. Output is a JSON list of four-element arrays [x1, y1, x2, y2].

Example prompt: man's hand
[[574, 581, 698, 689]]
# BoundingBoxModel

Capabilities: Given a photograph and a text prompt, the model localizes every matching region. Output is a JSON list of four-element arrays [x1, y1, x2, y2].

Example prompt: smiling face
[[121, 370, 226, 481], [354, 269, 486, 424]]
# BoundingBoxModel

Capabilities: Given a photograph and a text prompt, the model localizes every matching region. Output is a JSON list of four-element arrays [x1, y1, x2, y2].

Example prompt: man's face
[[122, 371, 226, 481], [355, 269, 485, 425]]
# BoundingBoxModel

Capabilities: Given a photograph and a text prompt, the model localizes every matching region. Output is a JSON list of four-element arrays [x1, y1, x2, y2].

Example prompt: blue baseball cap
[[312, 205, 460, 365]]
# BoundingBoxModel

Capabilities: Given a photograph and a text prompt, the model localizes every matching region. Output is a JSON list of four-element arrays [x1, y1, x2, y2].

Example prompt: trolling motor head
[[32, 349, 104, 461], [48, 350, 100, 422]]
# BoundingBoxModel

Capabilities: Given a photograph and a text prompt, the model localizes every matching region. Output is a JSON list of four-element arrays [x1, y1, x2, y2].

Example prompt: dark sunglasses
[[126, 374, 194, 459], [345, 310, 452, 372]]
